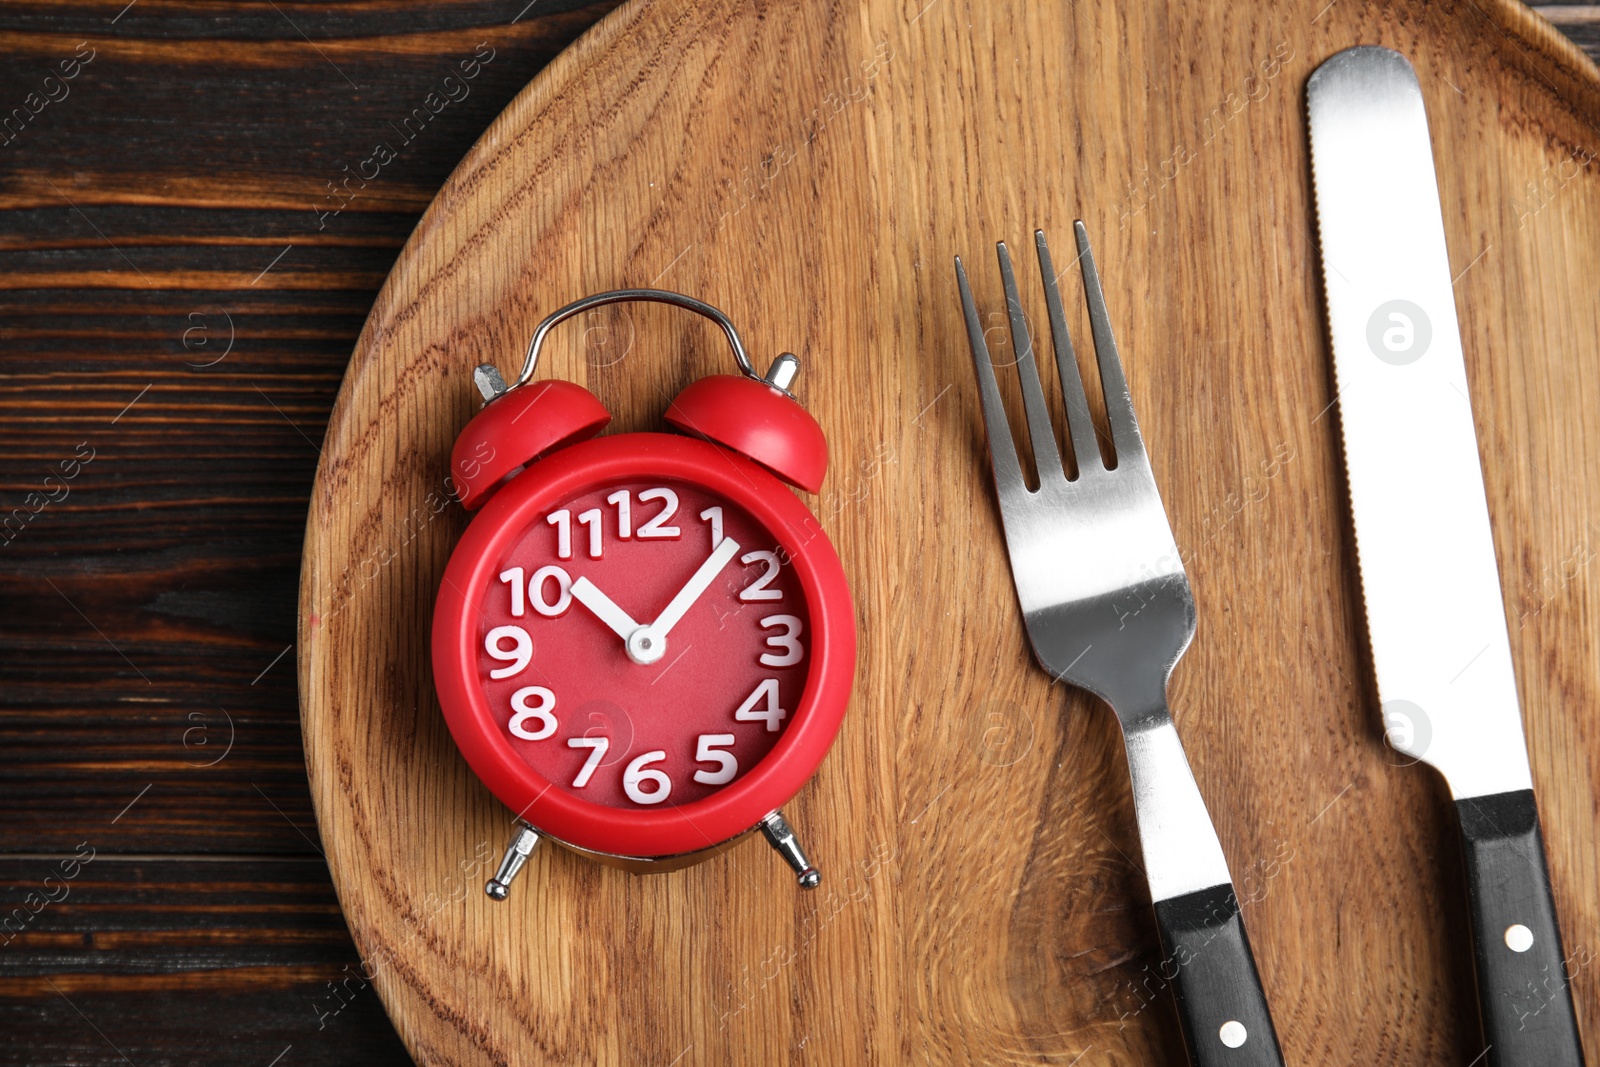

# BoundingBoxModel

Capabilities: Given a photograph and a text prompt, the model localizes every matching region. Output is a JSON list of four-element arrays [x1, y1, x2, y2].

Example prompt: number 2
[[739, 550, 782, 601], [637, 488, 680, 538]]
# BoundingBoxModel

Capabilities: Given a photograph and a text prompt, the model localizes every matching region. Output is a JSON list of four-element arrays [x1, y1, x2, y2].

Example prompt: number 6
[[623, 750, 672, 804]]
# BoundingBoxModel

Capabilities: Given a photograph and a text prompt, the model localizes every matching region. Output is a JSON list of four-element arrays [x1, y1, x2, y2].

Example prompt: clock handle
[[486, 822, 542, 900], [515, 288, 770, 388], [761, 810, 821, 889]]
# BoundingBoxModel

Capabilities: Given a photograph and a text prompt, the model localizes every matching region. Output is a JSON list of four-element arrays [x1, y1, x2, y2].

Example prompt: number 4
[[734, 678, 786, 732]]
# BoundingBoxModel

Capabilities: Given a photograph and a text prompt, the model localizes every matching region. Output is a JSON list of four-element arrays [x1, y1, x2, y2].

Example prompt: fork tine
[[1034, 230, 1103, 474], [956, 255, 1026, 495], [996, 242, 1065, 483], [1073, 220, 1146, 464]]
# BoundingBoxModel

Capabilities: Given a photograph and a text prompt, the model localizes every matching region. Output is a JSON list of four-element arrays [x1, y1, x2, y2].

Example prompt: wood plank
[[0, 2, 613, 1060], [0, 856, 410, 1064]]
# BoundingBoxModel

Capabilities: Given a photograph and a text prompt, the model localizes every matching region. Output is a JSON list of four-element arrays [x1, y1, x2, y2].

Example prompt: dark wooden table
[[0, 3, 1593, 1063]]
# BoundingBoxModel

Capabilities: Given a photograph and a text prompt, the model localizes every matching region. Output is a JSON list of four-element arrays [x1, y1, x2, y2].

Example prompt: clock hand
[[569, 576, 642, 642], [643, 535, 742, 641]]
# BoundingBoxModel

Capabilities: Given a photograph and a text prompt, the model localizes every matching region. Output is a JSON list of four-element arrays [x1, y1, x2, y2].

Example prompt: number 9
[[485, 624, 532, 678]]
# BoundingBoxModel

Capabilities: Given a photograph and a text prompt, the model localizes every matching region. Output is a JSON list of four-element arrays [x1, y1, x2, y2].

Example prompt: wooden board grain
[[0, 2, 615, 1060], [298, 1, 1600, 1062]]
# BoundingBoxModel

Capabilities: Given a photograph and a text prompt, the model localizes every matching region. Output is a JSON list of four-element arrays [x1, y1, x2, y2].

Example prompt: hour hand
[[570, 576, 640, 642]]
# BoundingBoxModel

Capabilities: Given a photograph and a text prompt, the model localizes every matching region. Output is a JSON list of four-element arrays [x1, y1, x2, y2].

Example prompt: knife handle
[[1456, 790, 1586, 1066], [1152, 884, 1285, 1067]]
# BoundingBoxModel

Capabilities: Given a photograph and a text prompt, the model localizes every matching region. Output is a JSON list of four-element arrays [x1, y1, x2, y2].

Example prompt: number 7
[[566, 736, 610, 787]]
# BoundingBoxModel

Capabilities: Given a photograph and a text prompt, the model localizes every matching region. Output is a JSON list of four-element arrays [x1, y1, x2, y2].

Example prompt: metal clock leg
[[760, 810, 820, 889], [486, 822, 542, 900]]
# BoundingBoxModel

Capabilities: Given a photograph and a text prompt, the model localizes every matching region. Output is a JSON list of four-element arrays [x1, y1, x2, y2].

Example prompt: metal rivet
[[763, 352, 801, 392], [1505, 924, 1534, 952], [473, 363, 509, 404], [1219, 1020, 1248, 1048]]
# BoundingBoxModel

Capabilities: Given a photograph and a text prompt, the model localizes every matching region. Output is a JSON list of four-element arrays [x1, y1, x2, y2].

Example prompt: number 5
[[693, 734, 738, 785]]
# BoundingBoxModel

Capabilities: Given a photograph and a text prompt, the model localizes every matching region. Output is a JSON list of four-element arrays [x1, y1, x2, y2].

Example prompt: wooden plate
[[299, 1, 1600, 1061]]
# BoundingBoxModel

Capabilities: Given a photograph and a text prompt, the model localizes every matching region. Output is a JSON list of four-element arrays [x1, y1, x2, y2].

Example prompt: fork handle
[[1126, 716, 1283, 1064], [1153, 885, 1285, 1066]]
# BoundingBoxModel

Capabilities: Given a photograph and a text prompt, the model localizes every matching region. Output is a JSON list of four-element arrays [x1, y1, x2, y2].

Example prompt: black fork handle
[[1152, 885, 1285, 1066]]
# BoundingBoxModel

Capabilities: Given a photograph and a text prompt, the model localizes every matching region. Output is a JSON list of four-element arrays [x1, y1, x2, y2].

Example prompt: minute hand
[[647, 536, 741, 639]]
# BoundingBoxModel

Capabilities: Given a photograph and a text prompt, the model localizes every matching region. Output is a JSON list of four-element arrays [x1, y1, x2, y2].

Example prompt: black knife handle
[[1152, 884, 1285, 1066], [1456, 790, 1586, 1066]]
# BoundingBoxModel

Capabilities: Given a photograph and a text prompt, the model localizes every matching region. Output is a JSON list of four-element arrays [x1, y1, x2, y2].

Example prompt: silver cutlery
[[1309, 46, 1585, 1064], [957, 223, 1284, 1065]]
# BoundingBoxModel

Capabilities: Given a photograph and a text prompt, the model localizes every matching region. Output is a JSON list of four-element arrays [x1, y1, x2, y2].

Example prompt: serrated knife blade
[[1308, 46, 1584, 1064]]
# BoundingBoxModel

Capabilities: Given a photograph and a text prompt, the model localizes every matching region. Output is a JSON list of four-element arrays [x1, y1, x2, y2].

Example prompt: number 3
[[758, 615, 804, 666]]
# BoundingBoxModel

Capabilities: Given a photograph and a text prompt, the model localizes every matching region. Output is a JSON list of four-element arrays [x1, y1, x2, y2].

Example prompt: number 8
[[508, 686, 557, 740]]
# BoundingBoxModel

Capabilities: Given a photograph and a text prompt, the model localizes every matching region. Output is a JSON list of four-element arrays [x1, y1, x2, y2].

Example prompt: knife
[[1308, 46, 1585, 1064]]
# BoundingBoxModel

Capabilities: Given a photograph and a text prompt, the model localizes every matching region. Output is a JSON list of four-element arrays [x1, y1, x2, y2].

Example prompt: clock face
[[474, 477, 811, 811]]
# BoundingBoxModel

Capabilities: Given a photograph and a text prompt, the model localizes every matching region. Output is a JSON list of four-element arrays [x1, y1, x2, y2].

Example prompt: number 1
[[607, 490, 632, 538], [577, 508, 603, 558], [699, 506, 724, 547], [498, 566, 525, 617], [547, 510, 572, 559]]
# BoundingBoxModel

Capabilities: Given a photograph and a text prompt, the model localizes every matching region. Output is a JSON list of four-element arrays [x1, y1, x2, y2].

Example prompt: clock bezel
[[432, 431, 855, 858]]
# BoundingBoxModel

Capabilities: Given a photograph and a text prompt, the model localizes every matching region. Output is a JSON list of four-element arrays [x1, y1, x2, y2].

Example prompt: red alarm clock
[[431, 289, 856, 899]]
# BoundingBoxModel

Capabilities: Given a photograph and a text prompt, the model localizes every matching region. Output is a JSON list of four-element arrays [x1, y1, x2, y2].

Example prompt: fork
[[957, 223, 1285, 1066]]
